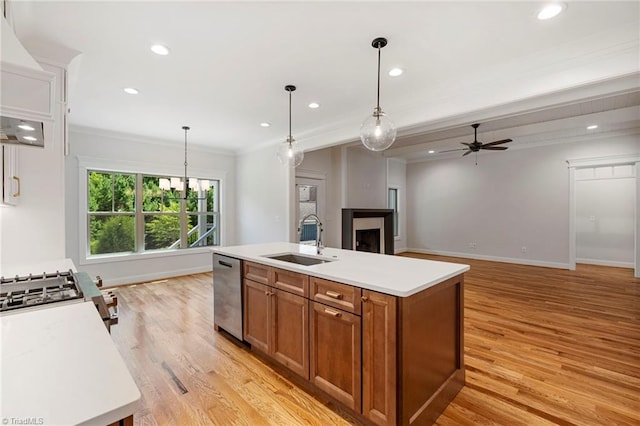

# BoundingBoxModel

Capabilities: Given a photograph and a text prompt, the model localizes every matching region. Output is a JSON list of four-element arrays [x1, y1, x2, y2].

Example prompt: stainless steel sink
[[263, 253, 334, 266]]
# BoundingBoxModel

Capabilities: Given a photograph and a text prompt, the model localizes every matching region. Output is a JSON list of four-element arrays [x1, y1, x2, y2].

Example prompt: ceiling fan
[[439, 123, 512, 162]]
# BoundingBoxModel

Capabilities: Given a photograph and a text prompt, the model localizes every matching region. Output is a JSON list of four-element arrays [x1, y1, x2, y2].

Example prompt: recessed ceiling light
[[23, 136, 37, 141], [151, 44, 170, 56], [123, 87, 139, 95], [260, 122, 270, 127], [428, 150, 435, 154], [18, 123, 35, 131], [308, 102, 320, 109], [389, 68, 404, 77], [537, 3, 565, 20], [587, 125, 598, 130]]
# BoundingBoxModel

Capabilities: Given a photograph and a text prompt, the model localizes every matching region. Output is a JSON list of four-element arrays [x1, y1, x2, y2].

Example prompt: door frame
[[293, 170, 327, 244], [567, 154, 640, 277]]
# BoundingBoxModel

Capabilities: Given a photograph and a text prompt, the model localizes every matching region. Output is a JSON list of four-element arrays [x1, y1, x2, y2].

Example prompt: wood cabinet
[[243, 279, 270, 353], [272, 289, 308, 378], [310, 300, 361, 411], [1, 145, 19, 205], [243, 262, 309, 379], [240, 259, 465, 426], [362, 290, 397, 425]]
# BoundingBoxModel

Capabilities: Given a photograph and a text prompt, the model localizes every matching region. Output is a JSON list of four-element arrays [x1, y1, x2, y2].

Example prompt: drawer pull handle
[[324, 308, 342, 318], [265, 291, 270, 296], [326, 290, 343, 300], [361, 296, 369, 302]]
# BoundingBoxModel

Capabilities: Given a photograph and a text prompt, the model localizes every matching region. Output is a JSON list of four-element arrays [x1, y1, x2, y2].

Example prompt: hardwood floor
[[110, 256, 640, 425]]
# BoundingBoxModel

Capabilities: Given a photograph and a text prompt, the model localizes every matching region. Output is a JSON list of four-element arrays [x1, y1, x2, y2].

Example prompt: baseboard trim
[[102, 266, 212, 287], [576, 258, 634, 268], [407, 248, 570, 270]]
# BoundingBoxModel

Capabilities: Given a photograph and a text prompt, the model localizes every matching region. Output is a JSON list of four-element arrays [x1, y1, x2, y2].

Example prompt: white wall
[[345, 145, 387, 209], [236, 144, 290, 244], [406, 134, 639, 268], [66, 127, 236, 286], [387, 158, 407, 253]]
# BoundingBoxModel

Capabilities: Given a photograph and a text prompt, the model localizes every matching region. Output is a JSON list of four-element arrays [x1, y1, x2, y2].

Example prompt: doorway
[[295, 176, 325, 245], [568, 155, 639, 277]]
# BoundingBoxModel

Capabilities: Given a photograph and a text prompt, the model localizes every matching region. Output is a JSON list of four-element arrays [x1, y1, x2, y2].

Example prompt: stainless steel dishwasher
[[212, 253, 243, 341]]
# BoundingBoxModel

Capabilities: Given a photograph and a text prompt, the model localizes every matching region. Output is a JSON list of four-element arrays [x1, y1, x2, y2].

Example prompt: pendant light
[[277, 85, 304, 167], [360, 37, 397, 151]]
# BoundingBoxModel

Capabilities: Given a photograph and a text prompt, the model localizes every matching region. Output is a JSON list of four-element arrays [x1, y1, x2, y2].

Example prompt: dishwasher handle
[[217, 260, 234, 268]]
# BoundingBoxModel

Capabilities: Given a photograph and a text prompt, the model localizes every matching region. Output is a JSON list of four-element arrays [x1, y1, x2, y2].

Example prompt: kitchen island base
[[212, 243, 468, 425]]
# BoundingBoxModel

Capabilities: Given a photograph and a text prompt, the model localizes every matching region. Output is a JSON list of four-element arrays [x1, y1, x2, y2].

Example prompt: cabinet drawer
[[273, 268, 309, 297], [310, 277, 361, 315], [244, 261, 270, 285]]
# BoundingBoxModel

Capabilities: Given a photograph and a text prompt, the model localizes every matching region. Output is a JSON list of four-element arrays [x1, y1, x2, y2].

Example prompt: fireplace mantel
[[342, 208, 394, 255]]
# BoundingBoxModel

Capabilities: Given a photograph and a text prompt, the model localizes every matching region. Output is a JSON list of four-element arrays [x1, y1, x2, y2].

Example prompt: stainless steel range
[[0, 270, 84, 313]]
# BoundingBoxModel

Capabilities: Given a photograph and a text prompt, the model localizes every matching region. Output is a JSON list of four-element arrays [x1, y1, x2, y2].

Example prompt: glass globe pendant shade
[[277, 137, 304, 168], [360, 109, 397, 151]]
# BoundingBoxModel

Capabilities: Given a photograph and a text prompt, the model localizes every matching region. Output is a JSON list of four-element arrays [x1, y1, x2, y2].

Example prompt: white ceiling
[[8, 1, 640, 155]]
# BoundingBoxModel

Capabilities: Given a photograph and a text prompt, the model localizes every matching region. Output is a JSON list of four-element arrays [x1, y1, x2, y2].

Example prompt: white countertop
[[0, 258, 77, 277], [0, 302, 140, 425], [212, 243, 469, 297]]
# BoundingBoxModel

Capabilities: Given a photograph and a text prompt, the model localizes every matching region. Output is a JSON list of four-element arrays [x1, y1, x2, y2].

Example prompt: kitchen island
[[212, 243, 469, 425]]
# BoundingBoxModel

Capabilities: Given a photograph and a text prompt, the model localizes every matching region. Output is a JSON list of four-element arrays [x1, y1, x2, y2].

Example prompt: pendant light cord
[[376, 45, 381, 112], [288, 89, 292, 144]]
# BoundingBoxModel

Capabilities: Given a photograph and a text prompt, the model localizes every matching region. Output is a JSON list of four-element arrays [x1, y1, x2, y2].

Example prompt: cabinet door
[[271, 289, 309, 379], [2, 145, 19, 205], [310, 301, 361, 411], [243, 279, 270, 353], [362, 290, 397, 425]]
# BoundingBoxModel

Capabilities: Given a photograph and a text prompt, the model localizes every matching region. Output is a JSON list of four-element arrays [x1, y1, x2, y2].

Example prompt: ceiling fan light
[[360, 110, 396, 151]]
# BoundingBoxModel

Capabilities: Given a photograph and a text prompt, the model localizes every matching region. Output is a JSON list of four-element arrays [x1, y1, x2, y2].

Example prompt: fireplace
[[342, 209, 394, 254]]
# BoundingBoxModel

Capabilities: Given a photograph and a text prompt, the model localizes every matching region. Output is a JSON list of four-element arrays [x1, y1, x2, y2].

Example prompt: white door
[[295, 176, 325, 245]]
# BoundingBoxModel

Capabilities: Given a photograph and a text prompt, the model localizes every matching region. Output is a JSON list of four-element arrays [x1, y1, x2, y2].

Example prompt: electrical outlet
[[589, 215, 596, 222], [468, 242, 477, 249], [472, 243, 477, 249], [521, 246, 527, 253]]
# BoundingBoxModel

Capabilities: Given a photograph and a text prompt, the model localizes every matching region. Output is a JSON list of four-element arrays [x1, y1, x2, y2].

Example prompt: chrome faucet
[[298, 214, 323, 255]]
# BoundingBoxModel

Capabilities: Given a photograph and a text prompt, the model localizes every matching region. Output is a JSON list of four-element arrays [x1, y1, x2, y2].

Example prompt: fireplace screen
[[356, 228, 381, 253]]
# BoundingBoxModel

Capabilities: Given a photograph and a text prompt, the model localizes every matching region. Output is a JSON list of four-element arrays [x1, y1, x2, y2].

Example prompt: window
[[388, 188, 399, 237], [88, 170, 220, 256]]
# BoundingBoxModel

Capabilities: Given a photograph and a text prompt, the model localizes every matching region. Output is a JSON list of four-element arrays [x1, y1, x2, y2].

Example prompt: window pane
[[142, 175, 181, 212], [89, 215, 135, 255], [144, 214, 181, 250], [188, 214, 217, 247], [88, 171, 135, 212]]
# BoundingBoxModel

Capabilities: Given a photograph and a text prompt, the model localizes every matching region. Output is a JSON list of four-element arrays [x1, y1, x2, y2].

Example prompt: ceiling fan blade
[[481, 146, 508, 150], [461, 142, 472, 147], [439, 148, 467, 153], [462, 150, 472, 156], [482, 138, 512, 147]]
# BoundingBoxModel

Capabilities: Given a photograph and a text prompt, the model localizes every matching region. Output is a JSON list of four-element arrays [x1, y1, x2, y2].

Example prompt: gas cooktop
[[0, 270, 84, 313]]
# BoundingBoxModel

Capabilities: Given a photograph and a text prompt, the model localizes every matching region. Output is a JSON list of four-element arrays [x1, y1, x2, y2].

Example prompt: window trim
[[77, 156, 227, 265]]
